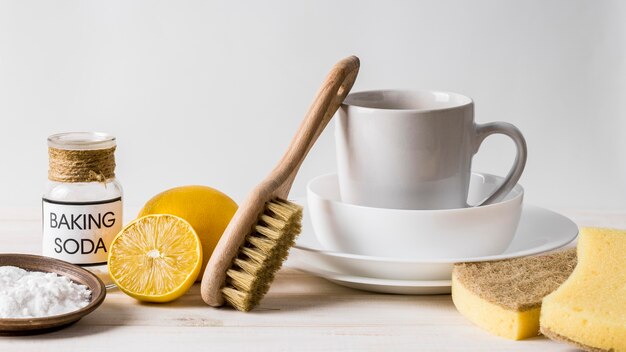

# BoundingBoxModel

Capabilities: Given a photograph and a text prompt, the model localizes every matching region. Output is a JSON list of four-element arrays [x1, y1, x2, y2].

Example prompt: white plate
[[290, 199, 578, 281], [292, 261, 452, 295]]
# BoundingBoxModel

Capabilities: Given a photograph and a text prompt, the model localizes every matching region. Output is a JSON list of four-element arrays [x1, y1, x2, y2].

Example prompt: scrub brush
[[200, 56, 360, 311]]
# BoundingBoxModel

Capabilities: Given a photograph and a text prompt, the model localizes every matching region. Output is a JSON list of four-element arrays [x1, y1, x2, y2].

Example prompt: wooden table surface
[[0, 207, 624, 351]]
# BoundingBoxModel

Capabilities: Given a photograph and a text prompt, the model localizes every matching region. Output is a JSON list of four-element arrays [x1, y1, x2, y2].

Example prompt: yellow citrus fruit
[[138, 185, 238, 279], [108, 214, 202, 302]]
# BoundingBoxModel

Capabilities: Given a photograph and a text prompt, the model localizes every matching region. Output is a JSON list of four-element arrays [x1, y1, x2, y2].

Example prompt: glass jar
[[42, 132, 123, 286]]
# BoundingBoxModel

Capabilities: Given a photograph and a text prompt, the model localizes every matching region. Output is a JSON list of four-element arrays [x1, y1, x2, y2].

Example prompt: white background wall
[[0, 0, 624, 211]]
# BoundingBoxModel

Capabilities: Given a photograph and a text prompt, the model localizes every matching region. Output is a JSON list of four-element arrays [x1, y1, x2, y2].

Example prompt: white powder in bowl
[[0, 266, 92, 319]]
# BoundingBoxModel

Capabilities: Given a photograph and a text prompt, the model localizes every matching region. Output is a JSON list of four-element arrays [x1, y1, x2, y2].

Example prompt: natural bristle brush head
[[221, 199, 302, 312]]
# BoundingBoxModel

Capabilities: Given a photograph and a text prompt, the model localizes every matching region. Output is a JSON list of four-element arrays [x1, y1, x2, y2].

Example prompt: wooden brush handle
[[270, 55, 360, 198], [200, 56, 360, 307]]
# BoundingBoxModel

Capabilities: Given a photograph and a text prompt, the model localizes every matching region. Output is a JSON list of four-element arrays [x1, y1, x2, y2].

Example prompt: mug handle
[[473, 122, 527, 206]]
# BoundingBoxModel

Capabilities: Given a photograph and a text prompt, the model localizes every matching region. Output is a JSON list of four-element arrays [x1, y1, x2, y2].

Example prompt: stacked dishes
[[289, 174, 578, 294], [289, 90, 578, 294]]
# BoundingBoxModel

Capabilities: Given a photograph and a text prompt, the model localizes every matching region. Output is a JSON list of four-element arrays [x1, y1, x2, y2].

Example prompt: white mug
[[335, 90, 527, 210]]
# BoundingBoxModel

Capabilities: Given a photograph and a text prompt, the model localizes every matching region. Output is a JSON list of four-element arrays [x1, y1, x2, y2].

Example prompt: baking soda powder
[[0, 266, 92, 318]]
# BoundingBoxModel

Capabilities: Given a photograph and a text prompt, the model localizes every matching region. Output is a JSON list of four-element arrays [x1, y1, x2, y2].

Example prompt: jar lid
[[48, 132, 116, 151]]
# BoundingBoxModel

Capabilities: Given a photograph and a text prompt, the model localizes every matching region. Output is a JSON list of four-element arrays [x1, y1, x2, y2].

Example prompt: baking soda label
[[42, 197, 122, 265]]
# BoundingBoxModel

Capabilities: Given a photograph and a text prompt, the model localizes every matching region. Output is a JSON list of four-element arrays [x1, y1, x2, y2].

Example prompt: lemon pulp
[[108, 214, 202, 302]]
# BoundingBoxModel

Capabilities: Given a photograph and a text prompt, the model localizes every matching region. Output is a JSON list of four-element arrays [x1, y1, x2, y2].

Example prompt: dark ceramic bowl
[[0, 254, 106, 335]]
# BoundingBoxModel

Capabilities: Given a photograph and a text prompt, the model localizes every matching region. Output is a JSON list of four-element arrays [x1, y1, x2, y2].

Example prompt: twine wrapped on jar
[[48, 146, 116, 183]]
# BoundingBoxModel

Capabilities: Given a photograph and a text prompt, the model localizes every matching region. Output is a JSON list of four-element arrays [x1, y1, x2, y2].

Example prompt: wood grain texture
[[0, 208, 619, 350], [200, 56, 360, 307]]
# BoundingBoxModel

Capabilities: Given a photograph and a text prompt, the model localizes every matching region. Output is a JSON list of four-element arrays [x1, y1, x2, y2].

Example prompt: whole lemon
[[138, 185, 238, 279]]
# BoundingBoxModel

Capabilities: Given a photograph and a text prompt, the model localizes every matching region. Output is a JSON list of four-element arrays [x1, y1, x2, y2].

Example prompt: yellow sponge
[[540, 227, 626, 351], [452, 249, 576, 340]]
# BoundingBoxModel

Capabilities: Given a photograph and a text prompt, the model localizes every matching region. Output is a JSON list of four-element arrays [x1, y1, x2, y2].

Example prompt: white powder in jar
[[0, 266, 92, 318]]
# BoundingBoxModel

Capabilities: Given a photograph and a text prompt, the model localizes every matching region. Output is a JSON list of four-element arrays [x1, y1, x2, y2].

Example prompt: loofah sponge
[[452, 248, 577, 340], [540, 227, 626, 352]]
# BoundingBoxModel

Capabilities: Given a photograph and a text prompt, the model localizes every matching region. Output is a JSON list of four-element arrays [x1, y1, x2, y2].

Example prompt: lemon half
[[108, 214, 202, 302]]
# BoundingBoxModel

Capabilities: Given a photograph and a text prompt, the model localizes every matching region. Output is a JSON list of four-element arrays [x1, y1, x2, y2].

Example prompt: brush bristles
[[221, 198, 303, 311]]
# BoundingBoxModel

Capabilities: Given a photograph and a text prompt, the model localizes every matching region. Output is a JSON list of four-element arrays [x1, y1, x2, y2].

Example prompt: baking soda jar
[[42, 132, 123, 286]]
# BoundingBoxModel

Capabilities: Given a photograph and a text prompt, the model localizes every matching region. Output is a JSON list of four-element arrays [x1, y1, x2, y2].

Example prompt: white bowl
[[307, 173, 524, 259]]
